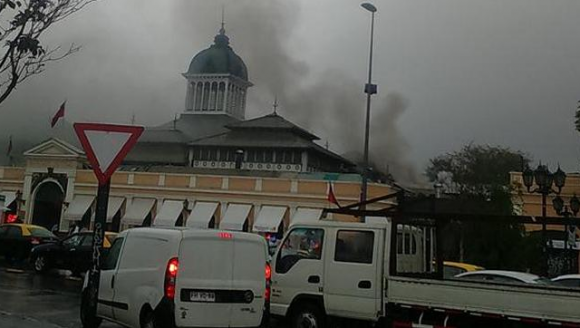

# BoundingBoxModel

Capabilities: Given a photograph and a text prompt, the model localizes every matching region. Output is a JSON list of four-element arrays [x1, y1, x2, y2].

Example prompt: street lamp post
[[360, 2, 378, 219], [552, 194, 580, 274], [522, 164, 566, 276]]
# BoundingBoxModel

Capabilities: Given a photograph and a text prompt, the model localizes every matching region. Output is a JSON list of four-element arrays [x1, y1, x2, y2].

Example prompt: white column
[[185, 82, 194, 111], [223, 82, 230, 114], [199, 82, 205, 111], [233, 86, 239, 116], [210, 82, 217, 111], [240, 89, 247, 119]]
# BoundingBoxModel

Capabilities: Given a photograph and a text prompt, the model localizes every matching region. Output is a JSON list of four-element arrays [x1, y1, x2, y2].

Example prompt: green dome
[[188, 31, 248, 81]]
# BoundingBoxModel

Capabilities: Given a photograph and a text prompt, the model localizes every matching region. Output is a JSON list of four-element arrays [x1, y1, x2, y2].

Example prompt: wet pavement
[[0, 262, 283, 328], [0, 262, 117, 328]]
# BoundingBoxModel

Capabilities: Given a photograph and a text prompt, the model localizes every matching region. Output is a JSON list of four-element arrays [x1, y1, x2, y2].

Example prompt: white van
[[81, 227, 270, 328]]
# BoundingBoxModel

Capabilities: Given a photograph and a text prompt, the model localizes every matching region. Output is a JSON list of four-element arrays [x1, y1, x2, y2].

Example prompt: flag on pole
[[50, 101, 66, 128], [6, 135, 12, 156], [327, 181, 340, 207]]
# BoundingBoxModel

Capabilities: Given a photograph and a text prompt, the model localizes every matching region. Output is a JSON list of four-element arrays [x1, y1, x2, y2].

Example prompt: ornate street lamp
[[551, 194, 579, 274], [523, 163, 566, 276]]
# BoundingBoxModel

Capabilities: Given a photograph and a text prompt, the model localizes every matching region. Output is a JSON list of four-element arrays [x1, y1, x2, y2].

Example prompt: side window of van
[[102, 237, 124, 271], [334, 230, 374, 264], [276, 228, 324, 274]]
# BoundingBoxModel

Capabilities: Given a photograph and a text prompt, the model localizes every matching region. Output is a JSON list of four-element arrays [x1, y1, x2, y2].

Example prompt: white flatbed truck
[[269, 219, 580, 328]]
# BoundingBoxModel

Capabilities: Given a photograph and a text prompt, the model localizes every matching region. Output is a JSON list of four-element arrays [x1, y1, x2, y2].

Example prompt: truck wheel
[[33, 255, 49, 273], [80, 290, 102, 328], [291, 303, 326, 328]]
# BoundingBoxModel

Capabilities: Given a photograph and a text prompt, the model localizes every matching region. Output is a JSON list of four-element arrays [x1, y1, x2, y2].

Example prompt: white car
[[455, 270, 549, 285], [80, 227, 270, 328], [551, 274, 580, 288]]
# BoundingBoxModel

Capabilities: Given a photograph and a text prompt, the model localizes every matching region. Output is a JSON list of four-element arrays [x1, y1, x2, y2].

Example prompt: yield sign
[[74, 123, 144, 185]]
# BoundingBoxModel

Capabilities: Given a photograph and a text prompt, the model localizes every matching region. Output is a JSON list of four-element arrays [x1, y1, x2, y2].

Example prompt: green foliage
[[427, 144, 536, 270], [426, 144, 528, 197]]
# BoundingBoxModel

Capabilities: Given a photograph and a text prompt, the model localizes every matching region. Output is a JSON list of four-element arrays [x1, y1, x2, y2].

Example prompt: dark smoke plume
[[176, 0, 421, 183]]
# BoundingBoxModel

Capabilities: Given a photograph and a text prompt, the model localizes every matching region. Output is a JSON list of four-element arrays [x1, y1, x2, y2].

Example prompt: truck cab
[[270, 220, 393, 327]]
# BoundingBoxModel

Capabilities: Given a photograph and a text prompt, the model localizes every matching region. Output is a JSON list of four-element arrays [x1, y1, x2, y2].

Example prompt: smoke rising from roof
[[0, 0, 421, 183], [176, 0, 421, 183]]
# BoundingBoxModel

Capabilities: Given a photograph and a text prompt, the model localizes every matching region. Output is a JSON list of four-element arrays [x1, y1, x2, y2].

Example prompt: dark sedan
[[30, 231, 117, 275], [0, 224, 59, 263]]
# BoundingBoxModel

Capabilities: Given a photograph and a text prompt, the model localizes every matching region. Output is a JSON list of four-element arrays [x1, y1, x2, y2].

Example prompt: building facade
[[0, 24, 395, 237], [0, 138, 394, 235]]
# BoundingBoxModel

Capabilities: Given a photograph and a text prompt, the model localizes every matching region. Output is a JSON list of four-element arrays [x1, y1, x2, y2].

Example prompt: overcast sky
[[2, 0, 580, 181]]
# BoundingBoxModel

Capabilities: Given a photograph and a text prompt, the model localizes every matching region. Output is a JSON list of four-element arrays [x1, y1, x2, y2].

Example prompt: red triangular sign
[[74, 123, 144, 185]]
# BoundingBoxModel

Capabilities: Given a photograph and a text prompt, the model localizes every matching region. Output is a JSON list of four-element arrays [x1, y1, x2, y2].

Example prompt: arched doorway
[[31, 182, 64, 231]]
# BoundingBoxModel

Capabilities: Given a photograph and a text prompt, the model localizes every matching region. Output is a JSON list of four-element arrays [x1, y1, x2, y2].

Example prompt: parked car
[[0, 223, 59, 262], [551, 274, 580, 288], [80, 227, 270, 328], [443, 261, 484, 279], [30, 231, 117, 275], [455, 270, 550, 285]]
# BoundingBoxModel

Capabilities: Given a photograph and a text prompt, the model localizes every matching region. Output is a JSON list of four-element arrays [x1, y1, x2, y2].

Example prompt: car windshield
[[28, 227, 55, 238]]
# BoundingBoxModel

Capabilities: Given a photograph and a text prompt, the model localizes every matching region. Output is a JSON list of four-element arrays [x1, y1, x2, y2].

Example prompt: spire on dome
[[220, 5, 226, 35], [214, 5, 229, 47]]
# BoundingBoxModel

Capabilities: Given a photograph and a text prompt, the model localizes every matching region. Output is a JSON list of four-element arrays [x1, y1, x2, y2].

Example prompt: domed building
[[0, 23, 397, 236], [126, 26, 354, 175]]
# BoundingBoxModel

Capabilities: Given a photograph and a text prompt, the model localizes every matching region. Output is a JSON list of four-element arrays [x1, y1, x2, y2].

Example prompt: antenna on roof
[[220, 4, 226, 35], [173, 113, 178, 130], [131, 112, 136, 125], [273, 96, 279, 115]]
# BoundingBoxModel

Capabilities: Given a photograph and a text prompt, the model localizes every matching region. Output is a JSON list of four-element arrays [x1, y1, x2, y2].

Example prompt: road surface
[[0, 267, 117, 328]]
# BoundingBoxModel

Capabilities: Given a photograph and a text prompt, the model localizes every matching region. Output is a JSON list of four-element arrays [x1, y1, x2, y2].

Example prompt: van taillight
[[265, 263, 271, 301], [165, 257, 179, 300], [218, 232, 233, 239]]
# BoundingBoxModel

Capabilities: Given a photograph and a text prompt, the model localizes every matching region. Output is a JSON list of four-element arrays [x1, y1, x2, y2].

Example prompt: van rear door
[[175, 231, 234, 327], [229, 234, 267, 327]]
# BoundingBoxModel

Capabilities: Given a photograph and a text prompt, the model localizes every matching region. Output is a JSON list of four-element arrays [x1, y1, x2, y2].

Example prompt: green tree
[[426, 144, 535, 270], [0, 0, 97, 104]]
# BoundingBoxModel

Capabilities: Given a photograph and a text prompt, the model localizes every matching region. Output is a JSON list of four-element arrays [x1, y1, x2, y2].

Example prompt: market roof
[[225, 113, 319, 141], [192, 131, 353, 167], [138, 129, 189, 144], [146, 114, 240, 144]]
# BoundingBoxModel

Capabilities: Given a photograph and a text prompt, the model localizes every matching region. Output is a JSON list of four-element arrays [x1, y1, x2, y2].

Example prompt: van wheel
[[141, 310, 157, 328], [80, 290, 102, 328], [291, 303, 326, 328], [33, 255, 49, 273]]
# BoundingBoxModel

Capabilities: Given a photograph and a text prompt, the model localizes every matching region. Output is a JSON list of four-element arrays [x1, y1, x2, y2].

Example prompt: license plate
[[190, 291, 216, 302]]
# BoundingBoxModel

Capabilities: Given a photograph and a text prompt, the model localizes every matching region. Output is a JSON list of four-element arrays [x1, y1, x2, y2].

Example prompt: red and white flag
[[50, 101, 65, 128], [327, 182, 340, 207]]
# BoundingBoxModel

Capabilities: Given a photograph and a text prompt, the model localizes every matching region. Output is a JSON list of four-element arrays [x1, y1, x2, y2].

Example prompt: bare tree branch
[[0, 0, 98, 106]]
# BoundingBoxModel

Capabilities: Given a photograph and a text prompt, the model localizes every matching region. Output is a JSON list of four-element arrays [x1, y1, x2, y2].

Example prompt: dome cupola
[[183, 24, 253, 120], [187, 27, 248, 81]]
